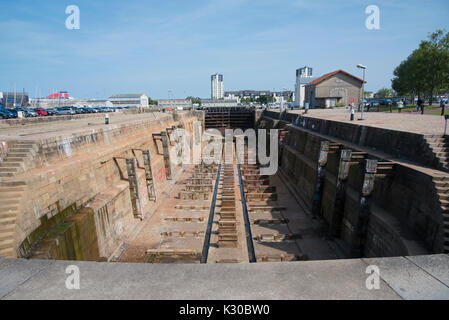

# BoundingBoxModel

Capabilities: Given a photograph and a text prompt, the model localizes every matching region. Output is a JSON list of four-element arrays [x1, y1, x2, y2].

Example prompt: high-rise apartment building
[[211, 73, 224, 99]]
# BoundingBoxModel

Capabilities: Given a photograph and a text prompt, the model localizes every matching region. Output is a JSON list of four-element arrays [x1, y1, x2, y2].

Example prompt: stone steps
[[13, 144, 34, 148], [0, 172, 14, 177], [0, 230, 14, 241], [437, 193, 449, 200], [0, 182, 22, 257], [0, 162, 22, 168], [7, 148, 34, 154], [0, 216, 16, 226], [428, 142, 449, 148], [0, 185, 25, 192], [3, 157, 26, 162], [428, 137, 449, 174], [0, 181, 26, 187], [0, 167, 18, 173], [0, 192, 22, 199], [0, 247, 15, 257], [431, 147, 449, 152], [0, 142, 38, 178], [5, 153, 28, 158], [0, 210, 18, 219], [0, 238, 14, 250], [0, 224, 15, 233]]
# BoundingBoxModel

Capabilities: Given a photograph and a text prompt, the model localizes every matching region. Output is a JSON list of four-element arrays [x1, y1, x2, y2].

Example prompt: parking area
[[0, 105, 141, 119]]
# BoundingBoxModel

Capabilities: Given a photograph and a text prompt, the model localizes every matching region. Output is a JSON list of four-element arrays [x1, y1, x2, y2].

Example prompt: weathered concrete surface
[[363, 255, 449, 299], [289, 109, 446, 135], [1, 255, 448, 300], [260, 110, 449, 255], [263, 109, 449, 173], [0, 111, 200, 259]]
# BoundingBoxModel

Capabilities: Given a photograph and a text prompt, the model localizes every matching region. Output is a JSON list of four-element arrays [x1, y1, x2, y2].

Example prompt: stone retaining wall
[[260, 113, 440, 257], [11, 112, 199, 259]]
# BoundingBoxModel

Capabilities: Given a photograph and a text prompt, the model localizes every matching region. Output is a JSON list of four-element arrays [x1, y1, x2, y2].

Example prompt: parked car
[[365, 99, 379, 109], [6, 109, 18, 118], [86, 107, 99, 113], [401, 99, 411, 105], [55, 107, 76, 115], [33, 108, 48, 116], [73, 107, 86, 114], [0, 109, 17, 119], [16, 108, 37, 117], [379, 99, 392, 106], [42, 108, 57, 116]]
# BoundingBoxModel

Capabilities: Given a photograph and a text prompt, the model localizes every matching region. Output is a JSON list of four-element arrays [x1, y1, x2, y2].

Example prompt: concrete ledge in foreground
[[1, 254, 448, 300]]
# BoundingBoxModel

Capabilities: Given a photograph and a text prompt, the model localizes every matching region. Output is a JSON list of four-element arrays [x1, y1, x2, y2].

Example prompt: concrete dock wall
[[260, 111, 444, 257], [262, 110, 442, 170], [8, 112, 199, 259]]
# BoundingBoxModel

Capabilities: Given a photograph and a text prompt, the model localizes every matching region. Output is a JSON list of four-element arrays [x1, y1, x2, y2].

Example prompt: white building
[[294, 66, 314, 108], [158, 99, 192, 110], [211, 73, 224, 99], [201, 99, 238, 108], [108, 94, 149, 108]]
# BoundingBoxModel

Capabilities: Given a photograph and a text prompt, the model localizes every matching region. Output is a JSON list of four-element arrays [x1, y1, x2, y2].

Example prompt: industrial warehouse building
[[201, 99, 238, 108], [108, 94, 149, 108], [304, 70, 365, 108], [0, 91, 29, 108], [158, 99, 192, 109], [224, 90, 294, 104]]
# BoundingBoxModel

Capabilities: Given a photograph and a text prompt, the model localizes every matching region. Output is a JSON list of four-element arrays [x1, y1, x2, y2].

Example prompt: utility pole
[[357, 64, 366, 120]]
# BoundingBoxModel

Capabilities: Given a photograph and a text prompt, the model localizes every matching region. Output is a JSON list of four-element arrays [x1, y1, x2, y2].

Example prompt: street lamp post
[[357, 64, 366, 120]]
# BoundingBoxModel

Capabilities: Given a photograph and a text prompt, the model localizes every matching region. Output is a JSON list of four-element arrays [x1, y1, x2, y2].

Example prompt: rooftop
[[109, 94, 146, 99], [305, 70, 366, 86]]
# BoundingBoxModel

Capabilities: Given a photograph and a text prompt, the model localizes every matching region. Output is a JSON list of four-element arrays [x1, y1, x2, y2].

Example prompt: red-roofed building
[[304, 70, 366, 108], [46, 91, 71, 99]]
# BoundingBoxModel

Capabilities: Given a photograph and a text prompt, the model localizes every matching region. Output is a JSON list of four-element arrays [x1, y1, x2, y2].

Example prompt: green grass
[[429, 110, 449, 116], [364, 104, 418, 113]]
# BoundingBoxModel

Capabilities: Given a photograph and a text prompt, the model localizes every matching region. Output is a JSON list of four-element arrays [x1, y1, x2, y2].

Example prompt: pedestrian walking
[[441, 99, 446, 116], [418, 98, 424, 115], [397, 99, 404, 113]]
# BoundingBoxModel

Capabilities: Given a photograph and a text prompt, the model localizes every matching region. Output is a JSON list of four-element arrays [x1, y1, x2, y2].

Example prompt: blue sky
[[0, 0, 448, 99]]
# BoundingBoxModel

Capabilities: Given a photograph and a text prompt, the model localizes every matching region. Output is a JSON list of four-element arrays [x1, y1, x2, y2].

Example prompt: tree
[[256, 95, 275, 104], [376, 88, 395, 98], [148, 97, 158, 105], [392, 29, 449, 105], [364, 91, 373, 99], [421, 30, 449, 104], [186, 96, 201, 105]]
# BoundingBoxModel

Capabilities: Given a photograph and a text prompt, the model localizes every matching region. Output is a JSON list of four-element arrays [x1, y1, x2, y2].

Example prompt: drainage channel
[[236, 161, 257, 263], [201, 163, 222, 263]]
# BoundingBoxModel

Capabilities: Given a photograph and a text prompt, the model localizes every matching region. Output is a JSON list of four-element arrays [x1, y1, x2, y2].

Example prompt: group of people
[[397, 98, 448, 115], [356, 98, 447, 115], [415, 98, 447, 115]]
